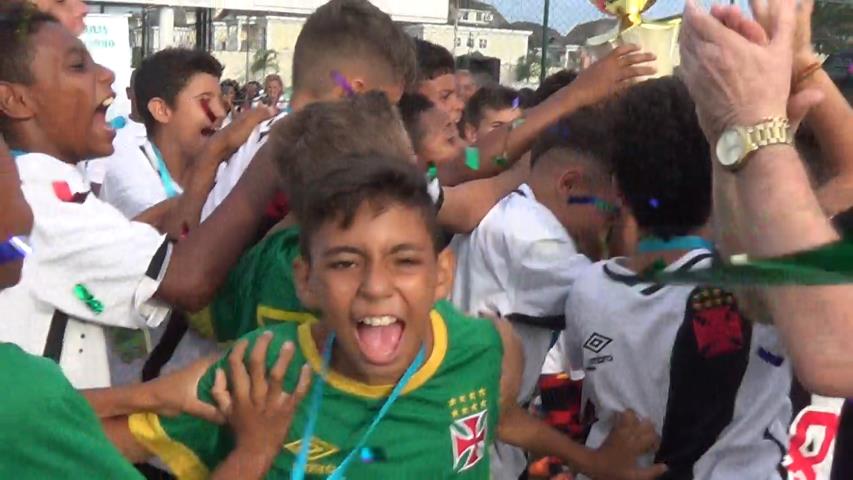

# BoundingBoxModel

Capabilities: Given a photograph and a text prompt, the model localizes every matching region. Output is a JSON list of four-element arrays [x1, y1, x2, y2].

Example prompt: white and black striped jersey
[[564, 249, 793, 480]]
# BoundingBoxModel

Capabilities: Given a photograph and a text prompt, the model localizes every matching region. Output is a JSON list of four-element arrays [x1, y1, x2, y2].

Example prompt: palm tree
[[250, 48, 280, 77]]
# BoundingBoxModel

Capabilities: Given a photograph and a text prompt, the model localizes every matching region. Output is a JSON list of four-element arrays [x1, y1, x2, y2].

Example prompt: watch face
[[715, 129, 745, 168]]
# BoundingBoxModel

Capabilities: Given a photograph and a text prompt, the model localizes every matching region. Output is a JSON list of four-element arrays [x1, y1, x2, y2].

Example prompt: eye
[[329, 260, 357, 270], [396, 256, 422, 267]]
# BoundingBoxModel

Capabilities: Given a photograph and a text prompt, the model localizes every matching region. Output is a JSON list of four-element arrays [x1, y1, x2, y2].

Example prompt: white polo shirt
[[449, 183, 591, 480], [0, 153, 171, 389], [100, 137, 184, 220]]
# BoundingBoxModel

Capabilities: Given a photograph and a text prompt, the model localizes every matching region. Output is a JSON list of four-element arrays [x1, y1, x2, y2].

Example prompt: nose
[[98, 64, 116, 86], [359, 262, 394, 301]]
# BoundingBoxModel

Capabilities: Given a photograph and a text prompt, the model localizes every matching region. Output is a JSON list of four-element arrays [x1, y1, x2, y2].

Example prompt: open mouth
[[94, 96, 116, 134], [355, 315, 405, 365]]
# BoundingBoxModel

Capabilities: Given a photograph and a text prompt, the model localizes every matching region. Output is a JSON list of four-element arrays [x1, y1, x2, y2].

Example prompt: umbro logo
[[583, 333, 612, 353]]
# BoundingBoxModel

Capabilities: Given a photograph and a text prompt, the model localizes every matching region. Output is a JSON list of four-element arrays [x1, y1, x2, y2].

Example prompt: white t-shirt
[[100, 138, 184, 220], [0, 153, 171, 388], [84, 118, 147, 187], [564, 249, 792, 480], [449, 183, 591, 480]]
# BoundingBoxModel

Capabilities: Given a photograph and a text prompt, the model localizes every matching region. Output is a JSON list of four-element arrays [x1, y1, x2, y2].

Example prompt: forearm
[[440, 88, 582, 186], [799, 68, 853, 178], [498, 405, 594, 474], [438, 161, 527, 233], [210, 442, 279, 480], [82, 384, 161, 419], [102, 416, 152, 464], [156, 146, 281, 311], [719, 145, 853, 394]]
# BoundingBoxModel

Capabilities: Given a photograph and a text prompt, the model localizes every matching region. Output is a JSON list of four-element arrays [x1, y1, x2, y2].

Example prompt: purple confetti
[[512, 96, 520, 109], [330, 70, 355, 97], [649, 198, 660, 208], [848, 62, 853, 76]]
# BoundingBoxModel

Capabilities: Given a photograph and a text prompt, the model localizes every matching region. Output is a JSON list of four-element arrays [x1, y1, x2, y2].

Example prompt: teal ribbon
[[637, 236, 714, 254], [149, 143, 179, 199], [10, 149, 26, 158], [291, 334, 425, 480], [73, 283, 104, 314]]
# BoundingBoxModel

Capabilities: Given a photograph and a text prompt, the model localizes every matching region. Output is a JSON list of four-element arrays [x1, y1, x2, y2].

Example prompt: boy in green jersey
[[112, 155, 666, 479]]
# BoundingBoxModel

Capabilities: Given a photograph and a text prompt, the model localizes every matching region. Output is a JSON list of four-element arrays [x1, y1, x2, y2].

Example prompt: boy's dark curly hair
[[608, 76, 711, 239]]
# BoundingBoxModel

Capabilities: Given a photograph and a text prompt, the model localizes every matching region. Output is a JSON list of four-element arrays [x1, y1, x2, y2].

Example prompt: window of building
[[476, 12, 482, 21], [479, 38, 487, 49], [462, 11, 469, 20], [467, 36, 474, 48], [456, 37, 462, 47]]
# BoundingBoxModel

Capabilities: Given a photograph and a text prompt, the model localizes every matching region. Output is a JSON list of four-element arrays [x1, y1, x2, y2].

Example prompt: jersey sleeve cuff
[[128, 412, 209, 480]]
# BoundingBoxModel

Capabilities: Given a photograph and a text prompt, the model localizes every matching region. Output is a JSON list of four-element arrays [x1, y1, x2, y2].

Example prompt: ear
[[293, 255, 319, 310], [349, 77, 367, 94], [557, 166, 582, 197], [0, 83, 37, 121], [463, 123, 477, 143], [147, 97, 172, 125], [433, 247, 456, 301]]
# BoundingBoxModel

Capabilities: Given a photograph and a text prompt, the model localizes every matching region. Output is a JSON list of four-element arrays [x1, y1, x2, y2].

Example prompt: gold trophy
[[584, 0, 681, 79]]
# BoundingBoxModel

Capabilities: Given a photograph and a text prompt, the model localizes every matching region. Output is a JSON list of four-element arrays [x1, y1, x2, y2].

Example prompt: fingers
[[750, 0, 770, 29], [620, 51, 656, 67], [635, 463, 669, 480], [210, 368, 233, 418], [620, 65, 657, 83], [610, 43, 642, 58], [292, 364, 313, 405], [186, 399, 227, 425], [249, 331, 273, 407], [227, 339, 251, 404], [767, 0, 797, 48], [267, 340, 296, 401]]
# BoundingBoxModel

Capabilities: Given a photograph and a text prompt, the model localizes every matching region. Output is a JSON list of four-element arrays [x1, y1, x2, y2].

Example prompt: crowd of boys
[[1, 0, 852, 478]]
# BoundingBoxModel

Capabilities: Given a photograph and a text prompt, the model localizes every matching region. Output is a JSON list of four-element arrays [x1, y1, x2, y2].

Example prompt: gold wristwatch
[[715, 117, 794, 171]]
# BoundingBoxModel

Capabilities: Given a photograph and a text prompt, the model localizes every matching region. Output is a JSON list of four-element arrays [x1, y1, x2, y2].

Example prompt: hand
[[210, 332, 312, 455], [704, 1, 824, 133], [146, 355, 226, 424], [679, 0, 795, 142], [200, 105, 278, 164], [586, 410, 666, 480], [565, 44, 656, 107]]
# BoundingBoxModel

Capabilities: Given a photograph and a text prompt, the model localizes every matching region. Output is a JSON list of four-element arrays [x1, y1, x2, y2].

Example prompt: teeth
[[359, 316, 397, 327], [101, 97, 114, 108]]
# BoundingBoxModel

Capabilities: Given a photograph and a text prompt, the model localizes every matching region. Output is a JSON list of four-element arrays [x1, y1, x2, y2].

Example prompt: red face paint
[[200, 98, 217, 124]]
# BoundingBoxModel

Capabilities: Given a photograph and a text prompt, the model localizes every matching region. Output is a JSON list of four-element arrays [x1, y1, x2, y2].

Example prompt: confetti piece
[[512, 96, 520, 109], [0, 237, 28, 264], [74, 283, 104, 314], [511, 118, 526, 129], [359, 447, 375, 463], [330, 70, 355, 97], [464, 147, 480, 170], [649, 198, 660, 208], [109, 116, 127, 130], [180, 222, 190, 240], [426, 162, 438, 180], [494, 155, 509, 168], [640, 258, 667, 278]]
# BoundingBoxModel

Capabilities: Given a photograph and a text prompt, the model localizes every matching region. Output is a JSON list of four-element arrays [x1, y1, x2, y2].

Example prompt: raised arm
[[438, 45, 656, 186], [680, 0, 853, 395]]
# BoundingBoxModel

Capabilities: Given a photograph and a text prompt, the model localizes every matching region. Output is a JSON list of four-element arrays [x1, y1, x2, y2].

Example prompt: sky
[[481, 0, 752, 34]]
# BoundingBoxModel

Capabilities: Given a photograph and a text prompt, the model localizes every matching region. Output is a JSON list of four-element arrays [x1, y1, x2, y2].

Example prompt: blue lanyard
[[637, 235, 714, 254], [10, 149, 26, 158], [148, 143, 179, 199], [292, 334, 426, 480]]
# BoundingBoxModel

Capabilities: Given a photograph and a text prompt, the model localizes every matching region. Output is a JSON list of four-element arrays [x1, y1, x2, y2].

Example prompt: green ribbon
[[426, 162, 438, 181], [648, 240, 853, 286], [73, 283, 104, 314], [464, 147, 480, 171]]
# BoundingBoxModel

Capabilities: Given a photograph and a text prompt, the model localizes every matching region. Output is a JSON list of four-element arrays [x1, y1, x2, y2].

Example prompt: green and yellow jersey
[[131, 301, 503, 479], [191, 226, 310, 341]]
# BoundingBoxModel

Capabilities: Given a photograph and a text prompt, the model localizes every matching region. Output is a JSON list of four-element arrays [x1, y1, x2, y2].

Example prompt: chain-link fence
[[450, 0, 852, 88]]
